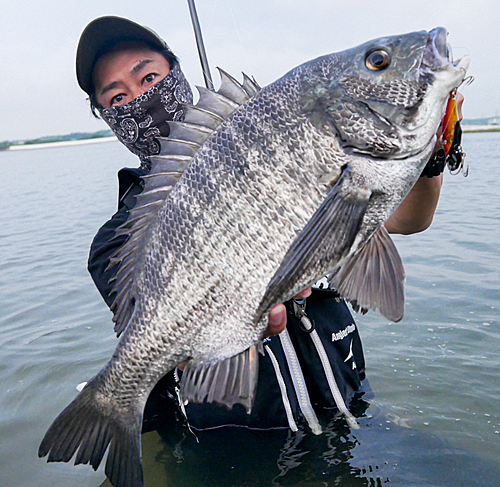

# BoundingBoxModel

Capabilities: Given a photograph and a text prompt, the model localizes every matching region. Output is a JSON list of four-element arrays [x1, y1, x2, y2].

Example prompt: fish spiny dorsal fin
[[108, 71, 261, 336], [218, 68, 259, 103], [241, 72, 261, 97]]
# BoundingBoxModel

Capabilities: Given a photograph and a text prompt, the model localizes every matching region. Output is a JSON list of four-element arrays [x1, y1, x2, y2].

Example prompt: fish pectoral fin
[[255, 167, 371, 322], [38, 376, 144, 487], [330, 225, 405, 322], [180, 345, 260, 414]]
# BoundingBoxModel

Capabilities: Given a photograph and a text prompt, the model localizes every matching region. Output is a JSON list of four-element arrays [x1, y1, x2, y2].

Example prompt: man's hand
[[265, 287, 312, 336]]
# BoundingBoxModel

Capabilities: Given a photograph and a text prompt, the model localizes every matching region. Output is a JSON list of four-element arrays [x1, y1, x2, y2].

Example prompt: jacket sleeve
[[88, 167, 146, 308], [87, 206, 129, 308]]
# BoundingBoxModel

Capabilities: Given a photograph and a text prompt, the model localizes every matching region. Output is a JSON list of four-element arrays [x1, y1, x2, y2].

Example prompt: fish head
[[302, 28, 470, 159]]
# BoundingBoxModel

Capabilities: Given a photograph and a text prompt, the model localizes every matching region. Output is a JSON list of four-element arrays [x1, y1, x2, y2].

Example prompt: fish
[[39, 27, 469, 487]]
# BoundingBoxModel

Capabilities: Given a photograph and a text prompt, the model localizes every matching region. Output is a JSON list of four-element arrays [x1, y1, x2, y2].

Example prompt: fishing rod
[[187, 0, 215, 90]]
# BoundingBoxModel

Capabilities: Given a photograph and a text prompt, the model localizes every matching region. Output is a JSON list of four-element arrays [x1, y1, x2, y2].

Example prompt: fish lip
[[454, 53, 471, 74], [420, 27, 470, 75], [419, 27, 447, 71]]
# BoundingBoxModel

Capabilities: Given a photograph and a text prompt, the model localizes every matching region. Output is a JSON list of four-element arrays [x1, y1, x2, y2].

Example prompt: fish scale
[[39, 28, 469, 487]]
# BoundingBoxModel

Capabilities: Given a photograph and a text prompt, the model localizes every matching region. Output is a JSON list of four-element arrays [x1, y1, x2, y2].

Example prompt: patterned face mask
[[98, 63, 193, 167]]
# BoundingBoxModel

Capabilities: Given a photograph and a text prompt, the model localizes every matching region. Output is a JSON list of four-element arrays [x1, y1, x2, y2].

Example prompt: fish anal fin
[[331, 225, 405, 322], [180, 345, 260, 413], [255, 168, 371, 323]]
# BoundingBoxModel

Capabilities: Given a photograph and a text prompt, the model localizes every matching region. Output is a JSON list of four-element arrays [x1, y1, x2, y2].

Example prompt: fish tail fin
[[38, 375, 144, 487]]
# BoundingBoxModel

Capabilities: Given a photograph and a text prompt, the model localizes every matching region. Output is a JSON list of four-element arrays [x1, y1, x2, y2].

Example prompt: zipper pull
[[292, 298, 315, 333]]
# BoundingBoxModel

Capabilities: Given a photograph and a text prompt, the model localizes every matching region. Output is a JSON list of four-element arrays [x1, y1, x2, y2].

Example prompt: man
[[76, 16, 458, 433]]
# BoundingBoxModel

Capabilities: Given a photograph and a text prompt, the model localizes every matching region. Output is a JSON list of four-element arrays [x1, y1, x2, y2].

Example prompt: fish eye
[[365, 49, 390, 71]]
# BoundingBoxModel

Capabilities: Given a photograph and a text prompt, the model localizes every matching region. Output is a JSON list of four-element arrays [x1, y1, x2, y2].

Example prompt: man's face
[[93, 42, 170, 109]]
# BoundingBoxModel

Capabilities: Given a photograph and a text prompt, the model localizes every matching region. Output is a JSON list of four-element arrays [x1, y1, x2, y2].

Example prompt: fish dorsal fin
[[241, 72, 261, 97], [218, 68, 260, 102], [108, 71, 260, 336]]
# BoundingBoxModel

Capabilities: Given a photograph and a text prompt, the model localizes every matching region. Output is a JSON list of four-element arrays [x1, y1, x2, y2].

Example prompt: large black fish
[[39, 28, 469, 487]]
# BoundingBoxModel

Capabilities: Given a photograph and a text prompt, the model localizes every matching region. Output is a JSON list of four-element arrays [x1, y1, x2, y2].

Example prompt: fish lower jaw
[[387, 136, 436, 168], [453, 54, 471, 74], [432, 65, 468, 91]]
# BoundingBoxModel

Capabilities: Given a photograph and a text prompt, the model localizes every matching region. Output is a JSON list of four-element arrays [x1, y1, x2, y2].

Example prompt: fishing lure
[[421, 90, 467, 177]]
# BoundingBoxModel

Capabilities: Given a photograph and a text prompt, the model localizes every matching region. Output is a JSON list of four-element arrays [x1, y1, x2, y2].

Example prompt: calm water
[[0, 133, 499, 487]]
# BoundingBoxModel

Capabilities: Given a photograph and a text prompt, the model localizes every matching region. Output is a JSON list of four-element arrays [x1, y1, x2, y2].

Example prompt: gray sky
[[1, 0, 497, 141]]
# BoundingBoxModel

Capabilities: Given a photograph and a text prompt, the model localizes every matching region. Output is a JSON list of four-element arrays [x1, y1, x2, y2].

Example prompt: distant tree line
[[1, 130, 114, 150]]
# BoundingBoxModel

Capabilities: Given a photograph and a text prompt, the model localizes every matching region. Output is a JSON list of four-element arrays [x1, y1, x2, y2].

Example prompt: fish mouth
[[395, 27, 470, 160], [421, 27, 471, 76]]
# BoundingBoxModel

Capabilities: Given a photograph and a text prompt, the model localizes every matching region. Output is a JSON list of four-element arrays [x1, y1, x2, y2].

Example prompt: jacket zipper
[[279, 329, 322, 435], [264, 343, 298, 432], [292, 299, 359, 429]]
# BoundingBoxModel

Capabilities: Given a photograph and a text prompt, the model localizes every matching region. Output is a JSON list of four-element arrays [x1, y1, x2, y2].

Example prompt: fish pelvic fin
[[38, 375, 144, 487], [180, 344, 261, 413], [108, 70, 261, 337], [255, 167, 371, 323], [330, 225, 406, 322]]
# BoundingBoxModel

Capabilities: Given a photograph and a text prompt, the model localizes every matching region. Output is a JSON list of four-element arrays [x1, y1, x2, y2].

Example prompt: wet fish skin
[[39, 28, 469, 487]]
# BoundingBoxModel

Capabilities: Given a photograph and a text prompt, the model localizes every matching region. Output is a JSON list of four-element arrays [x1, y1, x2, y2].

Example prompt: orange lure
[[441, 91, 459, 156]]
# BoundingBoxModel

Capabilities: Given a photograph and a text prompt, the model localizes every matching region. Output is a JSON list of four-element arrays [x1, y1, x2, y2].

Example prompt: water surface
[[0, 133, 499, 486]]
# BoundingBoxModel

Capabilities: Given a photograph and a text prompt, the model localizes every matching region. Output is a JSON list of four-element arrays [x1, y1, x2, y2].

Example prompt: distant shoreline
[[461, 125, 500, 133], [4, 125, 499, 152], [7, 136, 118, 151]]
